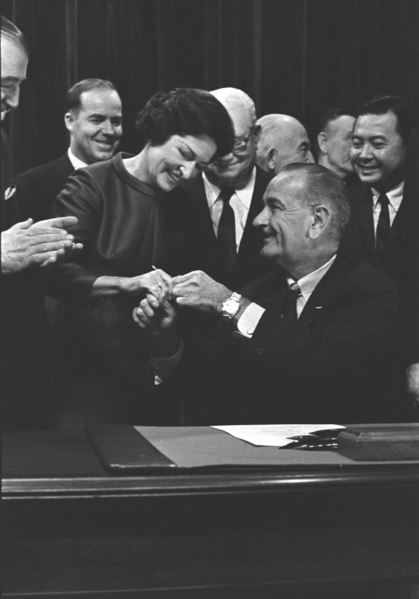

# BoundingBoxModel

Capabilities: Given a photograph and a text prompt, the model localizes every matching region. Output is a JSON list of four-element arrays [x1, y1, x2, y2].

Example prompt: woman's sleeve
[[49, 168, 102, 303]]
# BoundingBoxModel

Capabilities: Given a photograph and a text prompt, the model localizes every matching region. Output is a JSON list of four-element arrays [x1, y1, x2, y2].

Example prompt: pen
[[283, 434, 338, 451]]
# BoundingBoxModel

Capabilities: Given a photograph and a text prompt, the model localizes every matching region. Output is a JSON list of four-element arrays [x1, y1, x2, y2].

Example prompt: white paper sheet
[[212, 424, 345, 447]]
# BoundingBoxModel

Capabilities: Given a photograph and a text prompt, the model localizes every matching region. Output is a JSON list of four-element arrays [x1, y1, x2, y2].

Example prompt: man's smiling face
[[350, 111, 406, 192]]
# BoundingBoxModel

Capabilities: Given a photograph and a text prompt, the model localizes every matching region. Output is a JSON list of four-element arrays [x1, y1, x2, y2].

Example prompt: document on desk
[[212, 424, 345, 447]]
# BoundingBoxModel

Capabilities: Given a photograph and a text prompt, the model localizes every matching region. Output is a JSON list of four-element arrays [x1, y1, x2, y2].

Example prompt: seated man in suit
[[341, 94, 419, 415], [255, 113, 314, 175], [134, 164, 409, 424], [314, 107, 357, 185], [4, 77, 122, 226], [181, 87, 271, 289]]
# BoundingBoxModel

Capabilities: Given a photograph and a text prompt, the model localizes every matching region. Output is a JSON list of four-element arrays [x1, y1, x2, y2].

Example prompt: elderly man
[[255, 113, 314, 176], [1, 15, 81, 429], [181, 87, 271, 288], [6, 78, 122, 225], [1, 15, 79, 271], [341, 95, 419, 414], [315, 108, 356, 184], [134, 164, 407, 424]]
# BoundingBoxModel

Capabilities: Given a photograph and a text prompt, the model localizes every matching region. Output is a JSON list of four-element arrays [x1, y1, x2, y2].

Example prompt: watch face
[[221, 295, 241, 319]]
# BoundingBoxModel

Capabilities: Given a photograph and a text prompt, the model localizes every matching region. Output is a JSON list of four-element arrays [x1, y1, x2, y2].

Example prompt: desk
[[2, 430, 419, 598]]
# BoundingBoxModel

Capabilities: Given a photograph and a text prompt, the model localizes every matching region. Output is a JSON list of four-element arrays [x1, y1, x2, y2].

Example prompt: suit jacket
[[181, 166, 273, 288], [4, 153, 74, 228], [341, 180, 419, 362], [1, 153, 75, 429], [183, 253, 410, 425]]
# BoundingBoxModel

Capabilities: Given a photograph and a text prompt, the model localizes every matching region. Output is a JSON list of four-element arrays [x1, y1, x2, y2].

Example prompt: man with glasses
[[182, 87, 271, 288]]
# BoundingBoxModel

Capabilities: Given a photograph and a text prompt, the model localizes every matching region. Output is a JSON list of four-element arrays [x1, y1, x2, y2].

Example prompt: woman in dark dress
[[51, 88, 233, 427]]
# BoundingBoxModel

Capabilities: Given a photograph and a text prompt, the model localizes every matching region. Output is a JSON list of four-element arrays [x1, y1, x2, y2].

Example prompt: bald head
[[256, 114, 314, 175]]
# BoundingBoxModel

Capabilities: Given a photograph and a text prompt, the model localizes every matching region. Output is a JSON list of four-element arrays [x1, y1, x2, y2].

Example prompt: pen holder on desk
[[337, 424, 419, 460]]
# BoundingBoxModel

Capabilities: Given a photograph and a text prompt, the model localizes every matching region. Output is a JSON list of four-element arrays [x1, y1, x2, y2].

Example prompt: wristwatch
[[219, 292, 242, 321]]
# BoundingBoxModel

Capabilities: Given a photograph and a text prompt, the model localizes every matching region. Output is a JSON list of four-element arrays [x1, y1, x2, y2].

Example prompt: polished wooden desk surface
[[2, 430, 419, 599]]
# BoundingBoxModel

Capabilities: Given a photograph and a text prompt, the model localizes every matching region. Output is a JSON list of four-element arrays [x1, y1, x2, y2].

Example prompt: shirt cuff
[[236, 302, 265, 338], [152, 341, 184, 385]]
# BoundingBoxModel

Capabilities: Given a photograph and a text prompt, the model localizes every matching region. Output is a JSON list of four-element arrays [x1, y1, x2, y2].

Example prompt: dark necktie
[[283, 281, 301, 322], [216, 187, 236, 277], [375, 193, 390, 259]]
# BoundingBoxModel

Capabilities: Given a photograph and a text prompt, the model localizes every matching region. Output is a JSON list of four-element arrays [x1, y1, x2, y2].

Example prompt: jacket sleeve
[[48, 169, 102, 303]]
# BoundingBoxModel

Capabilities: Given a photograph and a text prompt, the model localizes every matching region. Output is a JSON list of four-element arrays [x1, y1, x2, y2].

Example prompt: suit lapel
[[298, 254, 350, 328], [61, 154, 76, 178], [384, 183, 412, 248], [352, 185, 375, 260]]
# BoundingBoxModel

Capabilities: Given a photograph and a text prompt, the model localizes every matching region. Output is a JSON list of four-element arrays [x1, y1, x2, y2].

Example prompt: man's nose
[[6, 85, 20, 110], [181, 162, 196, 179], [359, 144, 372, 160], [306, 151, 315, 164], [102, 120, 114, 136], [253, 206, 268, 227]]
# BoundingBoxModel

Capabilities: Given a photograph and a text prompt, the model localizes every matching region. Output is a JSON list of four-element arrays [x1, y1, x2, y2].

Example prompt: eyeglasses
[[232, 126, 255, 153]]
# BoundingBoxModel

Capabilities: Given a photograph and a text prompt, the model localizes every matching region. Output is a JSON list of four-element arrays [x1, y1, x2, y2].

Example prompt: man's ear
[[267, 148, 277, 174], [64, 111, 74, 132], [309, 205, 330, 239], [253, 124, 262, 141], [317, 132, 328, 155]]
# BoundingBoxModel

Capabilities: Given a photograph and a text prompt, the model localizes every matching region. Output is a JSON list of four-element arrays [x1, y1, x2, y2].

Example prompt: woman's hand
[[133, 293, 180, 357], [123, 268, 173, 301]]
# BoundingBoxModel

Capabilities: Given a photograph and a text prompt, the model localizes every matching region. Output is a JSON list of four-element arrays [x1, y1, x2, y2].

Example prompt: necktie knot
[[288, 281, 301, 296], [378, 193, 389, 208], [218, 187, 235, 204], [283, 281, 301, 321]]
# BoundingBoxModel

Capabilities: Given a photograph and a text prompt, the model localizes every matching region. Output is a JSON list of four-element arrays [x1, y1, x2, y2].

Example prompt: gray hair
[[210, 87, 257, 125], [1, 15, 29, 55], [281, 163, 350, 239]]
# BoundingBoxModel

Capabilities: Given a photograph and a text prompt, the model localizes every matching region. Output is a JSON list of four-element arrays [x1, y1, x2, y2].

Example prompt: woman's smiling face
[[143, 134, 217, 191]]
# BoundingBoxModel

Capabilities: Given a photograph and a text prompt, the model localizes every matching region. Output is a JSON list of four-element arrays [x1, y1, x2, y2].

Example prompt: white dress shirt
[[203, 167, 256, 250], [67, 148, 88, 170], [371, 181, 404, 232]]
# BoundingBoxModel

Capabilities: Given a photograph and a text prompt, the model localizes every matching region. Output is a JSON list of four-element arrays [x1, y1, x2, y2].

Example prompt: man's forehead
[[354, 111, 399, 136], [78, 89, 122, 112], [329, 115, 355, 135], [266, 173, 303, 198], [1, 36, 28, 77], [227, 103, 252, 132]]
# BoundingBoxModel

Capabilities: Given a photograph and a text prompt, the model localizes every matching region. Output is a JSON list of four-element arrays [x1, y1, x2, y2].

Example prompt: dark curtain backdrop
[[3, 0, 419, 175]]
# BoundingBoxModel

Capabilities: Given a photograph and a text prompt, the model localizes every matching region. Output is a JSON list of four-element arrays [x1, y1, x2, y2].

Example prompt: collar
[[287, 254, 337, 301], [203, 167, 256, 209], [371, 180, 404, 211], [67, 148, 88, 170]]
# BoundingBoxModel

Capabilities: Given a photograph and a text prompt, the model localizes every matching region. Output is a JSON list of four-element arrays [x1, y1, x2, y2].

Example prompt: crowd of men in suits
[[2, 15, 419, 429]]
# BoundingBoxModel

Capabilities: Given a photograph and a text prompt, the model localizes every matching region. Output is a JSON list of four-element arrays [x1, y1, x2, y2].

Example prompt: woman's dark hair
[[136, 88, 234, 159]]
